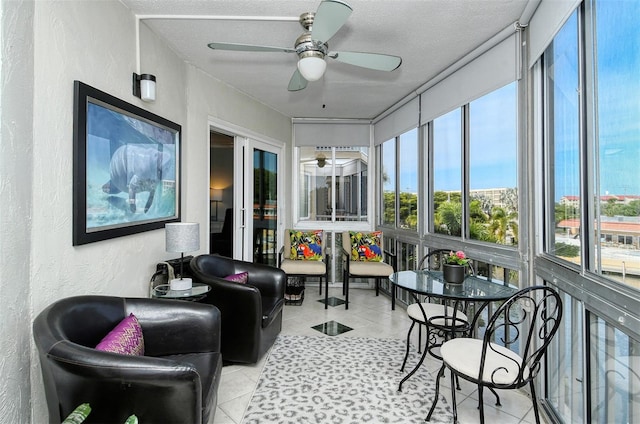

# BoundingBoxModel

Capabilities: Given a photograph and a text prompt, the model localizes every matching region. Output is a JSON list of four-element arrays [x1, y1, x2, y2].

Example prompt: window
[[589, 314, 640, 423], [591, 0, 640, 285], [297, 146, 368, 222], [380, 128, 418, 230], [469, 82, 518, 245], [433, 108, 462, 236], [399, 129, 418, 230], [544, 11, 582, 265], [539, 2, 640, 422], [381, 138, 396, 226], [546, 289, 585, 423], [544, 1, 640, 286]]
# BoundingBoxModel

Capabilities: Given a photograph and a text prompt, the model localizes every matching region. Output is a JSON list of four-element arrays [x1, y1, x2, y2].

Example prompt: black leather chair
[[33, 295, 222, 424], [190, 254, 286, 364]]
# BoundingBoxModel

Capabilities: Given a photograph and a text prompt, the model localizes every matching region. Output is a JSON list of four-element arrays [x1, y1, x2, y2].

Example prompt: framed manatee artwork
[[72, 81, 181, 245]]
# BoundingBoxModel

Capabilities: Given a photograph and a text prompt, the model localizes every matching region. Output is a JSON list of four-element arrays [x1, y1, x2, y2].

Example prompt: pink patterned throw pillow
[[95, 313, 144, 356], [224, 271, 249, 284]]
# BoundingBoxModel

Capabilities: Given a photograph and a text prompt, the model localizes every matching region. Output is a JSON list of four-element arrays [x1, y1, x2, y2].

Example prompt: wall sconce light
[[132, 73, 156, 102]]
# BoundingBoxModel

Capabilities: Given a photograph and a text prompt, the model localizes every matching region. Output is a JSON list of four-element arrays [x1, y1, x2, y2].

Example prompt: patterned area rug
[[242, 334, 453, 423]]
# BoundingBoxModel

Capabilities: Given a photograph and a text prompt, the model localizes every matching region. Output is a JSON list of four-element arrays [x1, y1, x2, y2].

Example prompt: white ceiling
[[121, 0, 530, 120]]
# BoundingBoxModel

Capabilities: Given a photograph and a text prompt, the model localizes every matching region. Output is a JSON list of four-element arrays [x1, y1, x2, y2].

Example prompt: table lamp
[[210, 188, 223, 221], [165, 222, 200, 290]]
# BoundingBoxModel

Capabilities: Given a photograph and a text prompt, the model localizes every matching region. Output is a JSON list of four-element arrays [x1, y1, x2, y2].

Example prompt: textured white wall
[[0, 1, 292, 422], [1, 0, 35, 422]]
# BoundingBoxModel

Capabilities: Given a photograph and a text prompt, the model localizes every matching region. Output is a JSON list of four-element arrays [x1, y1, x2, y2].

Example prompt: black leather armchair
[[190, 254, 286, 364], [33, 295, 222, 424]]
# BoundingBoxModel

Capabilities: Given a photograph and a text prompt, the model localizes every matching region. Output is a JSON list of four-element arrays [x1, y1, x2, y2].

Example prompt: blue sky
[[393, 3, 639, 201], [553, 6, 640, 200]]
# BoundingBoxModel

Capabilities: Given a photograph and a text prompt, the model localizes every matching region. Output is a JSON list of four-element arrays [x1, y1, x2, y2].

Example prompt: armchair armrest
[[278, 245, 285, 267], [226, 260, 286, 299], [384, 248, 397, 271], [48, 341, 206, 380], [124, 298, 221, 357], [342, 247, 351, 273], [44, 342, 204, 424]]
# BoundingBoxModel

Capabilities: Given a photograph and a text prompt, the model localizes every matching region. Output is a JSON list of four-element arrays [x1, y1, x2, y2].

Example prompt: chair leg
[[391, 282, 396, 310], [478, 386, 485, 424], [425, 364, 446, 421], [319, 276, 322, 295], [345, 275, 349, 309], [417, 323, 422, 354], [324, 277, 329, 310], [375, 277, 380, 296], [530, 380, 541, 424], [398, 324, 431, 392], [401, 321, 416, 372], [450, 369, 459, 424], [488, 387, 501, 406]]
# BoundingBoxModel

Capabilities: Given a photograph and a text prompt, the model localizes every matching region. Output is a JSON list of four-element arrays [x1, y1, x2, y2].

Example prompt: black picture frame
[[73, 80, 181, 245]]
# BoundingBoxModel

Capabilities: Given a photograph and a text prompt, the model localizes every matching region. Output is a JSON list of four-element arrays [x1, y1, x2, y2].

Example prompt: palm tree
[[435, 201, 462, 236], [488, 205, 518, 245]]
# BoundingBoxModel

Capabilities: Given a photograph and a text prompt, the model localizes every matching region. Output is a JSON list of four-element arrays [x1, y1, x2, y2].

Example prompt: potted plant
[[443, 250, 469, 284]]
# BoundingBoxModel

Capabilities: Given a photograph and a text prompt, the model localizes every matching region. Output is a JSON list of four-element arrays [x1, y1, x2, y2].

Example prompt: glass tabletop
[[152, 282, 211, 299], [390, 269, 518, 301]]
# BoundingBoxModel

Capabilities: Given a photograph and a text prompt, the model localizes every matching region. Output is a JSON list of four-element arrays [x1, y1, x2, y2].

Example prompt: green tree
[[399, 192, 418, 229], [470, 220, 493, 241], [602, 199, 624, 217], [555, 202, 579, 223], [488, 205, 518, 245], [554, 242, 579, 257], [435, 201, 462, 236], [434, 191, 461, 213], [383, 191, 395, 224], [500, 188, 518, 213]]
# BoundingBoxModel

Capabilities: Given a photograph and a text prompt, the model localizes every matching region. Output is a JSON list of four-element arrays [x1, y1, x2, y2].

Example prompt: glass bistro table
[[390, 269, 518, 390]]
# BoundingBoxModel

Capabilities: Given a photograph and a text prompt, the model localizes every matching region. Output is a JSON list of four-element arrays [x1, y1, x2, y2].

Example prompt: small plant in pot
[[443, 250, 469, 284]]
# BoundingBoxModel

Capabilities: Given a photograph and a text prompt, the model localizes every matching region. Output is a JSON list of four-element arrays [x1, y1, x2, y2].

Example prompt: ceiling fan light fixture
[[297, 53, 327, 82]]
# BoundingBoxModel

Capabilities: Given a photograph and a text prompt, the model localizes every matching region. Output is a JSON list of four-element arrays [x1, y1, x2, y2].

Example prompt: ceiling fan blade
[[208, 42, 295, 54], [288, 69, 308, 91], [329, 51, 402, 71], [311, 0, 353, 43]]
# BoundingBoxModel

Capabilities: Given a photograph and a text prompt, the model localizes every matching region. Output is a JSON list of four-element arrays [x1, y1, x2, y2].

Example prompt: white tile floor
[[212, 286, 547, 424]]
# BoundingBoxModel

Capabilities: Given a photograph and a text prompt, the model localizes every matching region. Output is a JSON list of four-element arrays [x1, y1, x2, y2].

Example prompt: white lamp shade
[[297, 56, 327, 82], [211, 188, 223, 202], [165, 222, 200, 253], [140, 74, 156, 102]]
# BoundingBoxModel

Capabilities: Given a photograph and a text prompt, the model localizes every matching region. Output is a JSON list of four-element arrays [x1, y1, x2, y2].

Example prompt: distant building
[[470, 188, 511, 208], [557, 217, 640, 248], [560, 194, 640, 207]]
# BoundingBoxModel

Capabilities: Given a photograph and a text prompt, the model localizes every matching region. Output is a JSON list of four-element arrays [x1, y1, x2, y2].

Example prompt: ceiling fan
[[207, 0, 402, 91]]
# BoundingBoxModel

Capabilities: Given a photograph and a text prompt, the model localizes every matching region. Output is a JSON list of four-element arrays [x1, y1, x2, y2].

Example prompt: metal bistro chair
[[398, 249, 472, 391], [426, 285, 563, 424]]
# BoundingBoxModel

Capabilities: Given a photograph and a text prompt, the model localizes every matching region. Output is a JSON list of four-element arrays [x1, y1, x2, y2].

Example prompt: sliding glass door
[[234, 138, 282, 265]]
